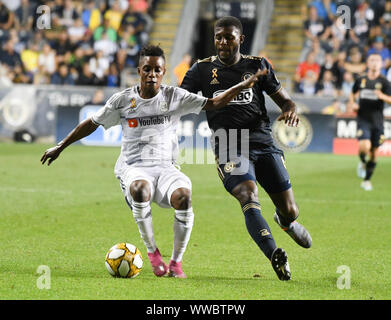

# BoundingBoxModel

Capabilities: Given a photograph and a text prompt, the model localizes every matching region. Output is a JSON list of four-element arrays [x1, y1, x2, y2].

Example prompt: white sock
[[131, 200, 157, 253], [171, 208, 194, 262]]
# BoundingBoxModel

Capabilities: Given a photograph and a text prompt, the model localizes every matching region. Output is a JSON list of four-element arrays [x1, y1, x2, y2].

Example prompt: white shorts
[[116, 163, 192, 208]]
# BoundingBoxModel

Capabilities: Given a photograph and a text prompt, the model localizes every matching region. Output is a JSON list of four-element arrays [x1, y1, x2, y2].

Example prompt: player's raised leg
[[130, 179, 168, 277], [270, 189, 312, 249], [231, 180, 279, 261], [357, 139, 371, 179], [168, 187, 194, 278]]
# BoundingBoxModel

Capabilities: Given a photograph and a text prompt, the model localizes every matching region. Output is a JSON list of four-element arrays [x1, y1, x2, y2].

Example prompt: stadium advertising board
[[333, 116, 391, 156]]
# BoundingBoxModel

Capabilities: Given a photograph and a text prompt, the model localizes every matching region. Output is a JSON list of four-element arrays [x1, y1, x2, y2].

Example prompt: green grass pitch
[[1, 142, 391, 300]]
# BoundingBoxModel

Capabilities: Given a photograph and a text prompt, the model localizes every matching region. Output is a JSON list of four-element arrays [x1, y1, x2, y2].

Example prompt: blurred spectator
[[69, 46, 88, 74], [117, 25, 140, 68], [52, 30, 74, 64], [316, 69, 337, 97], [94, 17, 118, 42], [68, 18, 88, 44], [10, 64, 30, 84], [344, 47, 366, 79], [0, 2, 14, 31], [93, 31, 118, 61], [76, 62, 102, 86], [121, 4, 150, 46], [56, 0, 80, 28], [51, 62, 74, 85], [21, 43, 39, 79], [308, 0, 336, 24], [303, 5, 331, 48], [349, 2, 372, 50], [89, 50, 109, 79], [82, 0, 102, 31], [300, 37, 326, 66], [14, 0, 33, 31], [379, 0, 391, 26], [174, 53, 192, 86], [367, 35, 391, 73], [104, 1, 124, 32], [294, 50, 320, 93], [332, 50, 347, 89], [106, 62, 120, 87], [38, 43, 57, 76], [0, 39, 23, 69], [340, 71, 355, 96]]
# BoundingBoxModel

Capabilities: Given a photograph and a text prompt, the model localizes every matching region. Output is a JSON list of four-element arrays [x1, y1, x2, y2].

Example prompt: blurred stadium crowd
[[295, 0, 391, 99], [0, 0, 158, 87]]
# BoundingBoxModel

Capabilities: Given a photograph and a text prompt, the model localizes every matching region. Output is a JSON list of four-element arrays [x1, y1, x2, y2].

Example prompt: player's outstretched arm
[[40, 118, 99, 166], [203, 69, 268, 111], [270, 88, 299, 127]]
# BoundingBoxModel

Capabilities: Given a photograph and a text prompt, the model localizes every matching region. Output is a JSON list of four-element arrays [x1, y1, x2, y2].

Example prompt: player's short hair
[[139, 45, 165, 61], [214, 16, 243, 34]]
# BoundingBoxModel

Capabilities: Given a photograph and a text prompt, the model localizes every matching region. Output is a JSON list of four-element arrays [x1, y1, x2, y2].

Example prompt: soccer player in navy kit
[[181, 16, 312, 281], [349, 53, 391, 191]]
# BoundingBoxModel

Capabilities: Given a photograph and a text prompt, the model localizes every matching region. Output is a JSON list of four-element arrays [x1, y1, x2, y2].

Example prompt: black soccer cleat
[[271, 248, 291, 281], [273, 213, 312, 249]]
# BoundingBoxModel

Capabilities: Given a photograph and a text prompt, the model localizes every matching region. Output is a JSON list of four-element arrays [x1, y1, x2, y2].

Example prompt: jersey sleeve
[[174, 87, 207, 115], [382, 77, 391, 95], [91, 92, 122, 129], [180, 62, 202, 94], [352, 78, 360, 94], [259, 58, 282, 96]]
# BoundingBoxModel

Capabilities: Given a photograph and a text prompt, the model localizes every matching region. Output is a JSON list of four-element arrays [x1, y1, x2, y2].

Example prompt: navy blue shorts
[[216, 151, 292, 194], [357, 119, 384, 148]]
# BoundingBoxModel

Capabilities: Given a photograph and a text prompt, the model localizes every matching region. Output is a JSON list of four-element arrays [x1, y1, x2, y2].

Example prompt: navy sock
[[365, 161, 377, 180], [359, 152, 367, 164], [242, 201, 276, 260]]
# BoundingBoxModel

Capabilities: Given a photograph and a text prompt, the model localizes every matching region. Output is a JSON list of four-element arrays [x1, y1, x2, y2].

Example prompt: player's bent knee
[[170, 188, 192, 210], [130, 180, 151, 202], [231, 181, 258, 205]]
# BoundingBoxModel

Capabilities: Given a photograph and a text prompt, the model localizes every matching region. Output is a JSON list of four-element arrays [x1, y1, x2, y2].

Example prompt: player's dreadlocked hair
[[139, 45, 165, 60], [214, 16, 243, 34]]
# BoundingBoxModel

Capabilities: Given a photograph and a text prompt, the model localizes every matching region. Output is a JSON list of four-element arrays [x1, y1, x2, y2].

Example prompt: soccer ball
[[105, 243, 143, 278]]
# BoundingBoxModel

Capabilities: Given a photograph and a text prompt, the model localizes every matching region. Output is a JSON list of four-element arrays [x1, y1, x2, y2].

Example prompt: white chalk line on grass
[[195, 194, 391, 206], [2, 186, 390, 207]]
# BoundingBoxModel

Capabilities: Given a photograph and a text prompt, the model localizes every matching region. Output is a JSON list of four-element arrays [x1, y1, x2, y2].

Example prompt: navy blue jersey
[[180, 54, 282, 153], [352, 74, 391, 126]]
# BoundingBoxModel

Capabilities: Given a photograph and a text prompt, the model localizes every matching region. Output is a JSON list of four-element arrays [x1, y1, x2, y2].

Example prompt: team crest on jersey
[[160, 100, 168, 112], [224, 161, 235, 173], [242, 72, 254, 81], [210, 68, 220, 84], [375, 82, 382, 90]]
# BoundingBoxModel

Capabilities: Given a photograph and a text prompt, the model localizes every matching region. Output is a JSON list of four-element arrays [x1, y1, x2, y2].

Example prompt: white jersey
[[91, 85, 207, 174]]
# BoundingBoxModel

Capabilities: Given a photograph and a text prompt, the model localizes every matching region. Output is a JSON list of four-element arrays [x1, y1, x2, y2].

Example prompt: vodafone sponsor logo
[[127, 115, 171, 128]]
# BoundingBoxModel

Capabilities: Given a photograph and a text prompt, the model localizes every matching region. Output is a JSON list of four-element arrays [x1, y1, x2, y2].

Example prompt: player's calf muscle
[[130, 180, 151, 202]]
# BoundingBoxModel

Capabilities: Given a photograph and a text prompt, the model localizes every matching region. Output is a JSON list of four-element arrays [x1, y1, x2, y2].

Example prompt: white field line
[[195, 194, 391, 206]]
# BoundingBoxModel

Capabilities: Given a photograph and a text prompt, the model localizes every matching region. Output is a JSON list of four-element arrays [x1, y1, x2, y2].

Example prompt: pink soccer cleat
[[147, 248, 168, 277], [168, 260, 187, 278]]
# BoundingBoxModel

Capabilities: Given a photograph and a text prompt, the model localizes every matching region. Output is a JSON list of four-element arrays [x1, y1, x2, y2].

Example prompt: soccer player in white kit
[[41, 45, 266, 278]]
